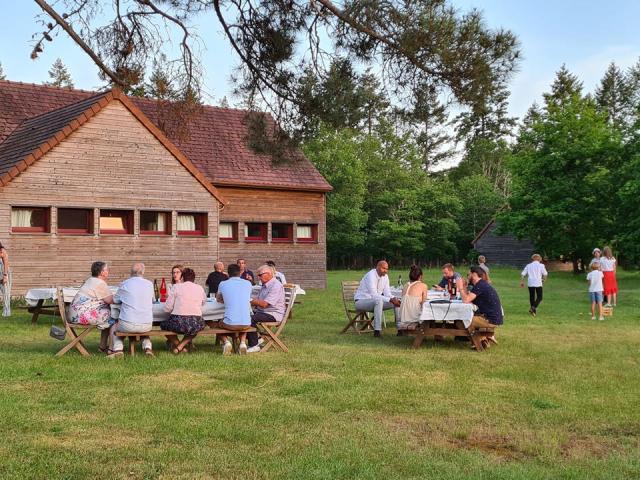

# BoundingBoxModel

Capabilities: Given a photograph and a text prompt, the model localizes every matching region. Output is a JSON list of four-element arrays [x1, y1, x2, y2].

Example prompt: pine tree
[[46, 58, 74, 88], [218, 96, 230, 108], [0, 62, 5, 81], [543, 65, 583, 109], [595, 62, 629, 129]]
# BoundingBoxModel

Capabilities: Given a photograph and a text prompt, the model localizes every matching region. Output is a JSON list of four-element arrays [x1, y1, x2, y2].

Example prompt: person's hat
[[593, 248, 601, 254]]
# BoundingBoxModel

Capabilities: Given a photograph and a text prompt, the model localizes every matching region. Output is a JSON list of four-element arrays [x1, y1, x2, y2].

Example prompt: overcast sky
[[2, 1, 640, 120]]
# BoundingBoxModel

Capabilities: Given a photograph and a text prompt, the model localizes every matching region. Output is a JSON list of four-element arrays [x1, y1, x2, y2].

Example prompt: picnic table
[[25, 283, 304, 324], [110, 300, 225, 323]]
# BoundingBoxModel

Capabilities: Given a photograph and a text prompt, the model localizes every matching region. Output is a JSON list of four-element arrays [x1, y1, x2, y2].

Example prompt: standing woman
[[601, 246, 618, 307], [0, 242, 11, 316]]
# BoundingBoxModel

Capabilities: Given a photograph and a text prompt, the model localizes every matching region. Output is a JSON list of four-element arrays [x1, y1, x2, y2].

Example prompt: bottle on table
[[153, 279, 160, 302], [397, 275, 403, 289], [159, 277, 167, 302]]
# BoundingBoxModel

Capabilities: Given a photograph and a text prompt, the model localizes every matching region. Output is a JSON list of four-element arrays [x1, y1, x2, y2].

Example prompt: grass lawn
[[0, 267, 639, 479]]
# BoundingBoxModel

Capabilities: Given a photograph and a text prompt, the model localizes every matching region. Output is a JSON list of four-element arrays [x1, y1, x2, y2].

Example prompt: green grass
[[0, 268, 639, 479]]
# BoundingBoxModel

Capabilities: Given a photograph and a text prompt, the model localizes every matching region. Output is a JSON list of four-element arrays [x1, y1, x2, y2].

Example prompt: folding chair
[[257, 286, 296, 352], [340, 281, 373, 333], [55, 287, 97, 357]]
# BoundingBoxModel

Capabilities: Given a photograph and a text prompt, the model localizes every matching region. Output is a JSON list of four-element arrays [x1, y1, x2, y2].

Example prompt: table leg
[[31, 299, 44, 324]]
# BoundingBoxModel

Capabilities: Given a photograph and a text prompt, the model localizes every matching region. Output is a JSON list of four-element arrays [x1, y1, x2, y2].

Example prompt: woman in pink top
[[160, 267, 206, 354]]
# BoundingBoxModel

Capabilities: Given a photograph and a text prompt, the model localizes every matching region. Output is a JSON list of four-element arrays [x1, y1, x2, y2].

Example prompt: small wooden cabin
[[0, 81, 332, 293], [472, 219, 534, 267]]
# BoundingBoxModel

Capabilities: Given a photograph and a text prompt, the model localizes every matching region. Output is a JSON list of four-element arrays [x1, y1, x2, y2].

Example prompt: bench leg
[[129, 337, 138, 356], [31, 299, 44, 324], [56, 326, 95, 357], [412, 329, 425, 349]]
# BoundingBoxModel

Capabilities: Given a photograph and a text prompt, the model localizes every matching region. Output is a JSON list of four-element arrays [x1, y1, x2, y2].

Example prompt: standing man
[[520, 254, 548, 316], [354, 260, 401, 338], [434, 263, 463, 296], [216, 263, 252, 355], [457, 266, 503, 345], [477, 255, 491, 283], [246, 265, 286, 353], [237, 258, 255, 285], [109, 262, 155, 358], [206, 261, 228, 295]]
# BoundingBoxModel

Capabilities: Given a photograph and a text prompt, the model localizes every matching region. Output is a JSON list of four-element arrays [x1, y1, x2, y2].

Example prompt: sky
[[1, 1, 640, 121]]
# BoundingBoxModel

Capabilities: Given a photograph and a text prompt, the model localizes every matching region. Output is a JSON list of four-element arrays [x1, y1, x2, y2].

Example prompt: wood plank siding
[[0, 101, 220, 292], [472, 220, 534, 267], [217, 187, 327, 288]]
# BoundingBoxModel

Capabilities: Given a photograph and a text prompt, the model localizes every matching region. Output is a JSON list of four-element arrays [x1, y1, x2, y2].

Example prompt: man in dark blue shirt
[[457, 266, 503, 345], [435, 263, 463, 296]]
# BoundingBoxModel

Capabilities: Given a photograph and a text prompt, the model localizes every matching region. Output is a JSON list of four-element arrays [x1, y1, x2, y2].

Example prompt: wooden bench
[[17, 299, 60, 324], [402, 320, 496, 352]]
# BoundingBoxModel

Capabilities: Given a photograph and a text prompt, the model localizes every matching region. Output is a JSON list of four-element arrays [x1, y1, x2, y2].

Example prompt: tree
[[499, 70, 621, 271], [595, 62, 630, 130], [0, 62, 5, 81], [45, 58, 74, 88], [30, 0, 520, 149]]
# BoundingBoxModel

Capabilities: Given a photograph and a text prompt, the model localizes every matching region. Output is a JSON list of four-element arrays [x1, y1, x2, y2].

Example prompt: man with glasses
[[246, 264, 286, 353]]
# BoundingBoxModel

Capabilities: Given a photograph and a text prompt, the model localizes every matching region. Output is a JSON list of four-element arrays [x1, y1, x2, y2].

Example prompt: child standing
[[587, 262, 605, 321]]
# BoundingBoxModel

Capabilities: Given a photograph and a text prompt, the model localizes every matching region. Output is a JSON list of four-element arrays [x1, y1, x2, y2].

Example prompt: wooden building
[[0, 81, 332, 293], [472, 219, 534, 267]]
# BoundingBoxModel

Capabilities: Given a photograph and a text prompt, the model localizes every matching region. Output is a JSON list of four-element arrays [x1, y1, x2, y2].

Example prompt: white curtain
[[11, 208, 33, 228], [177, 214, 196, 231], [156, 213, 165, 231], [220, 223, 233, 238], [297, 225, 312, 239]]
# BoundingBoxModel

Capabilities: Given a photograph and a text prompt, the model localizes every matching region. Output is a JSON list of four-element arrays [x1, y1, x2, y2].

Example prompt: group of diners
[[67, 258, 287, 357], [354, 260, 503, 347]]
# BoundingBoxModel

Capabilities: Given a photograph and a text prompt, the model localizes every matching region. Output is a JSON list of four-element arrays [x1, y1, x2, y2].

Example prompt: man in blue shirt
[[216, 263, 253, 355], [435, 263, 463, 296], [457, 266, 503, 347]]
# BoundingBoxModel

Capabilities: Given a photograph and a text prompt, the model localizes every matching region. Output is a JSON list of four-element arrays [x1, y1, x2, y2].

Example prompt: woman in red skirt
[[601, 246, 618, 307]]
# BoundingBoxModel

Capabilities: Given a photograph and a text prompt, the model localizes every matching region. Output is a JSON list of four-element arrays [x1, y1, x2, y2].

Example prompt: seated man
[[354, 260, 400, 337], [246, 265, 286, 353], [237, 258, 255, 285], [206, 261, 229, 295], [434, 263, 463, 296], [109, 262, 155, 358], [266, 260, 287, 284], [457, 266, 503, 346], [216, 263, 252, 355]]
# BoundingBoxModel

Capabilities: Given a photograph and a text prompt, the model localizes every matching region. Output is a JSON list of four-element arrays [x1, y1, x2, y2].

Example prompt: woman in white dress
[[398, 265, 428, 330]]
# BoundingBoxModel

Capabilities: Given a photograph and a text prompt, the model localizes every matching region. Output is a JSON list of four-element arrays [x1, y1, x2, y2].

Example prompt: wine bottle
[[159, 277, 167, 302], [153, 278, 160, 301]]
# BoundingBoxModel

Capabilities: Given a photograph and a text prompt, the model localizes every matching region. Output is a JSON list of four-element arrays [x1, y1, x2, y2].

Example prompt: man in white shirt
[[520, 254, 548, 317], [109, 262, 155, 358], [354, 260, 401, 337]]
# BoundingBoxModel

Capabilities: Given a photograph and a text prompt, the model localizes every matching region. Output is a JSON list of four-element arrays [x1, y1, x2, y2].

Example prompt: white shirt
[[588, 257, 601, 269], [354, 269, 393, 302], [275, 271, 287, 284], [114, 276, 155, 325], [521, 261, 548, 287], [587, 270, 604, 292], [600, 257, 616, 272]]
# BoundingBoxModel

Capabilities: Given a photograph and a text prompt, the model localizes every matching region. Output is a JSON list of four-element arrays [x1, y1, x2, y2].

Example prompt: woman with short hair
[[70, 261, 114, 352], [161, 267, 206, 354]]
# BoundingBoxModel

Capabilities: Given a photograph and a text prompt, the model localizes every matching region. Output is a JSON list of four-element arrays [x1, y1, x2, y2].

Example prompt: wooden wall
[[473, 220, 534, 268], [217, 187, 327, 289], [0, 101, 220, 293]]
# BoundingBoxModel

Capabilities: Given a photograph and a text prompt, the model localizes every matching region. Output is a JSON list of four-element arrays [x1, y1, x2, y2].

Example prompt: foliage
[[0, 62, 5, 81], [500, 67, 622, 269], [45, 58, 74, 88]]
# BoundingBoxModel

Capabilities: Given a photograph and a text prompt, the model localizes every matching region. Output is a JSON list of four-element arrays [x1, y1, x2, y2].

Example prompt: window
[[219, 222, 238, 242], [272, 223, 293, 242], [58, 208, 93, 234], [244, 222, 267, 242], [296, 224, 318, 243], [11, 207, 50, 233], [99, 209, 133, 234], [140, 211, 170, 235], [177, 212, 207, 236]]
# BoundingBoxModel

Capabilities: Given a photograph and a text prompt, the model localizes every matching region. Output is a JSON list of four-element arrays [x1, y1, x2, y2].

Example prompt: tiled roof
[[0, 80, 332, 192]]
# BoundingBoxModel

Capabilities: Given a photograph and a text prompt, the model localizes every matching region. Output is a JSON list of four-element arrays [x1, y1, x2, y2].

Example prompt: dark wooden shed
[[472, 219, 534, 267]]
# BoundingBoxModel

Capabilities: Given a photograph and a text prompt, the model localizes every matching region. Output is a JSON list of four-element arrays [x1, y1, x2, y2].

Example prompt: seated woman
[[397, 265, 428, 331], [169, 264, 184, 295], [161, 267, 206, 354], [69, 261, 115, 353]]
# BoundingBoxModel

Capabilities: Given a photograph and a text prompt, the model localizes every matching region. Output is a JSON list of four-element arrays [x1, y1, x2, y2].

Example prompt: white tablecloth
[[25, 286, 119, 306], [390, 287, 446, 299], [110, 300, 225, 323], [419, 300, 475, 328]]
